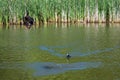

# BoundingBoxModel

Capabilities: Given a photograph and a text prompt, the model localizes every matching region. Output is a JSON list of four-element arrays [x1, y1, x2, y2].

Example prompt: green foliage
[[0, 0, 120, 24]]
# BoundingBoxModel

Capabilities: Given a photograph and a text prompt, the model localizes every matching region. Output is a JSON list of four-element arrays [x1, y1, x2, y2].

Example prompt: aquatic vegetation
[[0, 0, 120, 25]]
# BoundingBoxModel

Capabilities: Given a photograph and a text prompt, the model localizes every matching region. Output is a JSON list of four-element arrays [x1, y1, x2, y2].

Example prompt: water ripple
[[26, 62, 102, 76], [0, 61, 102, 76], [39, 45, 120, 57]]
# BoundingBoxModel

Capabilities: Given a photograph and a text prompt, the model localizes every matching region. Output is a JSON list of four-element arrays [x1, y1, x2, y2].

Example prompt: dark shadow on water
[[26, 62, 102, 76], [39, 45, 120, 57]]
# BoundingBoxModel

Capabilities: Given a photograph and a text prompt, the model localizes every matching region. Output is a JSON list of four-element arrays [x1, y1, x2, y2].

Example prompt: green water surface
[[0, 24, 120, 80]]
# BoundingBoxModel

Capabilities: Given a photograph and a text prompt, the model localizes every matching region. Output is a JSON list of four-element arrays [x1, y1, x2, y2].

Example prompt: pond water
[[0, 24, 120, 80]]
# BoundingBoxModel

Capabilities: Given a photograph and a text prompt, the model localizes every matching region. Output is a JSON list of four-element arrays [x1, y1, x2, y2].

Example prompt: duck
[[23, 11, 34, 27]]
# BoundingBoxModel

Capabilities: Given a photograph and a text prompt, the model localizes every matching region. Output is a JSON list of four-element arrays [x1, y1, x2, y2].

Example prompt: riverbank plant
[[0, 0, 120, 25]]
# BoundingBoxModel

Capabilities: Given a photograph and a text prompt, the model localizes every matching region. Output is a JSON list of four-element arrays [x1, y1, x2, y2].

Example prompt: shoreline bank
[[1, 20, 120, 26]]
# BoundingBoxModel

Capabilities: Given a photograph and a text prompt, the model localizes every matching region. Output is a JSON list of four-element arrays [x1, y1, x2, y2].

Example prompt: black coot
[[66, 53, 71, 60], [23, 12, 34, 26]]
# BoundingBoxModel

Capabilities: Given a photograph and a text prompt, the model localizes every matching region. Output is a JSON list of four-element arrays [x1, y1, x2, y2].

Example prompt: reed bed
[[0, 0, 120, 25]]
